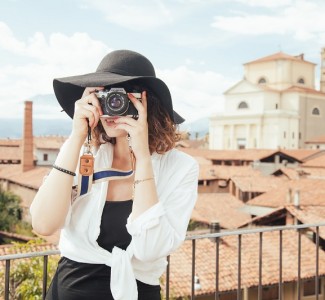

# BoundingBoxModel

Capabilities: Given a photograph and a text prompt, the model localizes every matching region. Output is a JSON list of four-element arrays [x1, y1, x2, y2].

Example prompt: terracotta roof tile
[[0, 165, 50, 190], [191, 193, 251, 229], [244, 52, 315, 66], [179, 148, 274, 161], [305, 135, 325, 144], [163, 230, 325, 297], [301, 167, 325, 178], [280, 149, 322, 162], [247, 178, 325, 207], [231, 176, 288, 193], [286, 205, 325, 239], [272, 168, 301, 180], [302, 154, 325, 168], [283, 85, 325, 96], [176, 140, 207, 149], [34, 136, 67, 150], [0, 146, 21, 160], [199, 165, 261, 180], [0, 139, 20, 147]]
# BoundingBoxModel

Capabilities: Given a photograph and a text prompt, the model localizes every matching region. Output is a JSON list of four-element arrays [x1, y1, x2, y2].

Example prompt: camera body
[[95, 87, 141, 118]]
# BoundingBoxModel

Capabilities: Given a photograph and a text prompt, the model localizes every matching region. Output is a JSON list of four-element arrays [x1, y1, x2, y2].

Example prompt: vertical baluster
[[279, 230, 283, 300], [191, 239, 196, 300], [297, 230, 301, 300], [43, 255, 48, 300], [258, 232, 263, 300], [166, 255, 170, 300], [215, 237, 220, 300], [237, 235, 242, 300], [316, 226, 319, 300], [5, 260, 10, 300]]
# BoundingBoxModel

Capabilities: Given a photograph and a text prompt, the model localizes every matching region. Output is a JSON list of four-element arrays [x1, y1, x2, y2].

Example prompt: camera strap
[[77, 129, 135, 197]]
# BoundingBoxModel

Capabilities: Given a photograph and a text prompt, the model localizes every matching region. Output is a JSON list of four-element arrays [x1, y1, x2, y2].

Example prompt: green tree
[[0, 240, 59, 300], [0, 188, 23, 231]]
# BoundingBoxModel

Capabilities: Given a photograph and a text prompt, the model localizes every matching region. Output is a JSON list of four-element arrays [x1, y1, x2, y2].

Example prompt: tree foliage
[[0, 240, 59, 300], [0, 188, 23, 231]]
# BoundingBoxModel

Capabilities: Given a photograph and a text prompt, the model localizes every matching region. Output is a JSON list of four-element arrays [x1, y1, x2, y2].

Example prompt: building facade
[[210, 49, 325, 150]]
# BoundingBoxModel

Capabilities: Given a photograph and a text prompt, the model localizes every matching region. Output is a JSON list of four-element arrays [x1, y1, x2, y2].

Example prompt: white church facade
[[209, 49, 325, 150]]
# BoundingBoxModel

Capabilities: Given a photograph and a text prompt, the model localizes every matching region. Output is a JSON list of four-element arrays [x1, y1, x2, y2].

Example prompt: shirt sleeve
[[126, 153, 199, 262]]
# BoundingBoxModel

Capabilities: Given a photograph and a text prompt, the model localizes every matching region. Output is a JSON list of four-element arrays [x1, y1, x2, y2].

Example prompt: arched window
[[297, 77, 305, 84], [312, 107, 320, 115], [238, 101, 248, 109], [258, 77, 266, 84]]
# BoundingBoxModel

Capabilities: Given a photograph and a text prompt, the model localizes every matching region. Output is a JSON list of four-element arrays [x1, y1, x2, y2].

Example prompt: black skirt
[[46, 200, 161, 300]]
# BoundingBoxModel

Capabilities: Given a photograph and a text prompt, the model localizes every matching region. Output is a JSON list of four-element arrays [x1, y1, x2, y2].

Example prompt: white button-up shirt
[[58, 142, 198, 300]]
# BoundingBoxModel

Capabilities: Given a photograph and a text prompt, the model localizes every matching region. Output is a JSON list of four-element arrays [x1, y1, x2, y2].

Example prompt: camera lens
[[106, 92, 129, 115], [109, 96, 123, 108]]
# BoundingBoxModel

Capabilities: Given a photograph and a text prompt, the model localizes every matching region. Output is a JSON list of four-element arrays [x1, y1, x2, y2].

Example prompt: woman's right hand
[[71, 87, 104, 140]]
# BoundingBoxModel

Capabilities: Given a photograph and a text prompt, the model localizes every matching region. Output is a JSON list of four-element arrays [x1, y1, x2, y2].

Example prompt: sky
[[1, 0, 325, 126]]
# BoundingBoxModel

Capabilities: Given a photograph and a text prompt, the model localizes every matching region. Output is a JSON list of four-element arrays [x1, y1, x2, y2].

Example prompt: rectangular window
[[237, 138, 246, 149], [292, 132, 295, 138], [262, 285, 279, 300], [284, 131, 286, 138], [43, 154, 48, 161], [303, 278, 322, 296], [299, 132, 301, 139]]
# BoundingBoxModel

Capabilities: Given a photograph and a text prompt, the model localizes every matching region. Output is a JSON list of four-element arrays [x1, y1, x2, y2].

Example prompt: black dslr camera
[[95, 87, 141, 118]]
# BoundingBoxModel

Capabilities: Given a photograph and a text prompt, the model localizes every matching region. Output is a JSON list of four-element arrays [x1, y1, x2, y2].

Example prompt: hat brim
[[53, 72, 185, 124]]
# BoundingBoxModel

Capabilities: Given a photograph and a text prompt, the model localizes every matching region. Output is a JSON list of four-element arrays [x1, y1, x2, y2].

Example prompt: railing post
[[166, 255, 170, 300], [258, 232, 263, 300], [297, 230, 301, 300], [215, 237, 220, 300], [237, 234, 241, 300], [315, 226, 319, 300], [5, 259, 10, 300], [279, 230, 283, 300], [191, 239, 196, 300], [43, 255, 48, 300]]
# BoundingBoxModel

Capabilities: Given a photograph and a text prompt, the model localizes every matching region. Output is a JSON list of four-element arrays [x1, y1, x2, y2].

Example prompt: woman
[[30, 50, 199, 300]]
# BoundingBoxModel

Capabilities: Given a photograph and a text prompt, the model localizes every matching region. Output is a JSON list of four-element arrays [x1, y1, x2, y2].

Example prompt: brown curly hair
[[92, 81, 180, 154]]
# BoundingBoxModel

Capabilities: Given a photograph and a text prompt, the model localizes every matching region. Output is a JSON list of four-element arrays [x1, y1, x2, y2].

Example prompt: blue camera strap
[[77, 131, 135, 196]]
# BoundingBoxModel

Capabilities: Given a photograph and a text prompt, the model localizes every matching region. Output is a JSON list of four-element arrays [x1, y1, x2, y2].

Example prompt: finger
[[141, 90, 147, 111], [75, 104, 100, 128], [82, 86, 104, 97], [81, 93, 103, 116], [114, 116, 138, 127], [114, 123, 132, 133], [128, 92, 146, 117]]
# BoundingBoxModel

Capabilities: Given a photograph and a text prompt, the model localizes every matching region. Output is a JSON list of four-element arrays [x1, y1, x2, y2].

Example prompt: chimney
[[293, 190, 300, 209], [21, 101, 34, 172]]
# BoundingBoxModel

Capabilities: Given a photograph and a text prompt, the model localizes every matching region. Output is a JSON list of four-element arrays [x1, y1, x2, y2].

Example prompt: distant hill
[[0, 93, 209, 138]]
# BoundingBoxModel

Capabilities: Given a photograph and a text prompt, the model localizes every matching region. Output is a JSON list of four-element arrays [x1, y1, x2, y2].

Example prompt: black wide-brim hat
[[53, 50, 184, 124]]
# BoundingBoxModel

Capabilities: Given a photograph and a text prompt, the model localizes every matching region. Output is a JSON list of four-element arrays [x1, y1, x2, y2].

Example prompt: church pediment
[[224, 79, 264, 95]]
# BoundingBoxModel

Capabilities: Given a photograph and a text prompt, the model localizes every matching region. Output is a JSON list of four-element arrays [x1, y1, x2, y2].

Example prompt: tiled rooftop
[[179, 148, 274, 161], [191, 193, 251, 229], [0, 165, 50, 190], [231, 175, 288, 193], [302, 154, 325, 168], [164, 230, 325, 298], [244, 51, 315, 65], [247, 178, 325, 207], [199, 165, 261, 181]]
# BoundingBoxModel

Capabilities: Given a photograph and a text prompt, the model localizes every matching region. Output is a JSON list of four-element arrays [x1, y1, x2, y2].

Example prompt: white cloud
[[234, 0, 293, 8], [80, 0, 174, 30], [0, 22, 111, 119], [158, 66, 236, 122], [212, 0, 325, 42]]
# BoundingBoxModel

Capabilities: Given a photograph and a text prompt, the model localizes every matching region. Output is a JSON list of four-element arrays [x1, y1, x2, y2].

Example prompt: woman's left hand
[[114, 91, 150, 160]]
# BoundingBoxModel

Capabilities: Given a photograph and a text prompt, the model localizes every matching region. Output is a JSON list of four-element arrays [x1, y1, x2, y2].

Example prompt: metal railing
[[1, 223, 324, 300]]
